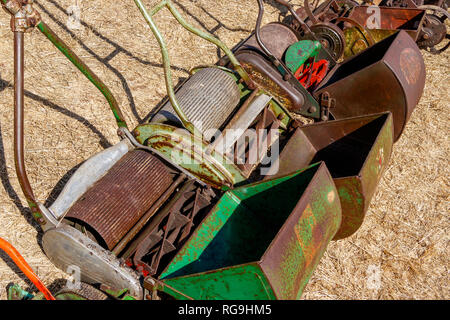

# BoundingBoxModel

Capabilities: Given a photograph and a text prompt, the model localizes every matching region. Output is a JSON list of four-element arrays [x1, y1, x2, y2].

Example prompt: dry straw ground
[[0, 0, 448, 300]]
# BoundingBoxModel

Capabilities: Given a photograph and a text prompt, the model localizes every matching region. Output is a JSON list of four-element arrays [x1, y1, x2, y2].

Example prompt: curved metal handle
[[37, 22, 128, 129], [1, 0, 128, 129], [273, 0, 314, 34], [255, 0, 295, 80], [133, 0, 252, 136], [2, 0, 129, 228]]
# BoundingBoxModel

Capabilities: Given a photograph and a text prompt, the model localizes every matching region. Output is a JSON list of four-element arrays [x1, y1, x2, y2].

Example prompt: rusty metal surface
[[348, 6, 425, 40], [131, 182, 216, 276], [259, 162, 341, 299], [235, 50, 321, 119], [65, 150, 175, 249], [133, 123, 247, 188], [313, 30, 425, 141], [305, 22, 346, 61], [341, 6, 426, 56], [235, 105, 281, 177], [240, 22, 299, 61], [159, 162, 341, 300], [111, 174, 186, 256], [267, 112, 394, 239]]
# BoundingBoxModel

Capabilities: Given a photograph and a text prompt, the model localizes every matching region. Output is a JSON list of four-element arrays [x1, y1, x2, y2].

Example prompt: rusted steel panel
[[348, 6, 425, 40], [159, 162, 341, 300], [333, 113, 393, 239], [259, 162, 341, 299], [358, 112, 394, 214], [343, 28, 420, 57], [65, 150, 175, 249], [314, 31, 425, 141], [266, 112, 393, 239], [385, 36, 426, 126]]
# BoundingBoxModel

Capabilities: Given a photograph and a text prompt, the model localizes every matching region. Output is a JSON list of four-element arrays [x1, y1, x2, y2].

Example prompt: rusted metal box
[[313, 30, 425, 141], [158, 162, 341, 300], [343, 6, 426, 57], [269, 112, 393, 239], [348, 6, 425, 41]]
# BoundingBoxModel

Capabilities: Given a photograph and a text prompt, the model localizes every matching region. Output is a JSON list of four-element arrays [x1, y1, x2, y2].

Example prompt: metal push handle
[[1, 0, 128, 130], [255, 0, 297, 80], [1, 0, 129, 227], [133, 0, 252, 136]]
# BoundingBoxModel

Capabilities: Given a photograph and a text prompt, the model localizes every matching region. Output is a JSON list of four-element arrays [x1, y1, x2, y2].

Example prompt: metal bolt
[[308, 106, 317, 113]]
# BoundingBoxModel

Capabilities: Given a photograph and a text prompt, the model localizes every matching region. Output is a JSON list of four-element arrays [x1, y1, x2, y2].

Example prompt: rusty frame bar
[[13, 30, 44, 224], [2, 0, 128, 129], [36, 22, 128, 129], [1, 0, 130, 227]]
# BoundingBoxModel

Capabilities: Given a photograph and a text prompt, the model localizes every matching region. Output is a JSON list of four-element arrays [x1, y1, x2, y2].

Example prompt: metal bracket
[[3, 0, 41, 32], [320, 91, 335, 121]]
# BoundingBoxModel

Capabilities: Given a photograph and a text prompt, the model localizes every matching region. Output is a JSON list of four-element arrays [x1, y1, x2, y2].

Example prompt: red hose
[[0, 237, 56, 300]]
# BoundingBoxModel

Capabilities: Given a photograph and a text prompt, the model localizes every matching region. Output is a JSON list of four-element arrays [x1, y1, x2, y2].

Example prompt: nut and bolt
[[308, 106, 317, 114]]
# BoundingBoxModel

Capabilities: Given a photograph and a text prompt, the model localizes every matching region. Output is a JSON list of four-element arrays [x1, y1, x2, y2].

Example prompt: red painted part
[[294, 59, 329, 90], [137, 264, 151, 278], [0, 237, 56, 300], [125, 258, 151, 277]]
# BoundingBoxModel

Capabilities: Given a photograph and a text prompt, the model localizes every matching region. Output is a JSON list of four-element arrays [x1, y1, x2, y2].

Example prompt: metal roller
[[152, 67, 241, 141], [64, 149, 177, 250]]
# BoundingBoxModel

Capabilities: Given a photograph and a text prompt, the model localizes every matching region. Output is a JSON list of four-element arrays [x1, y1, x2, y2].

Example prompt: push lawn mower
[[1, 0, 429, 300]]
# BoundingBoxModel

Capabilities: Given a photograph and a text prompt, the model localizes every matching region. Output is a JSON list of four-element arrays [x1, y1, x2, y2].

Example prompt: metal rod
[[133, 0, 197, 136], [255, 0, 276, 60], [36, 22, 128, 129], [273, 0, 313, 34], [14, 31, 44, 224], [255, 0, 293, 79], [304, 0, 319, 24]]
